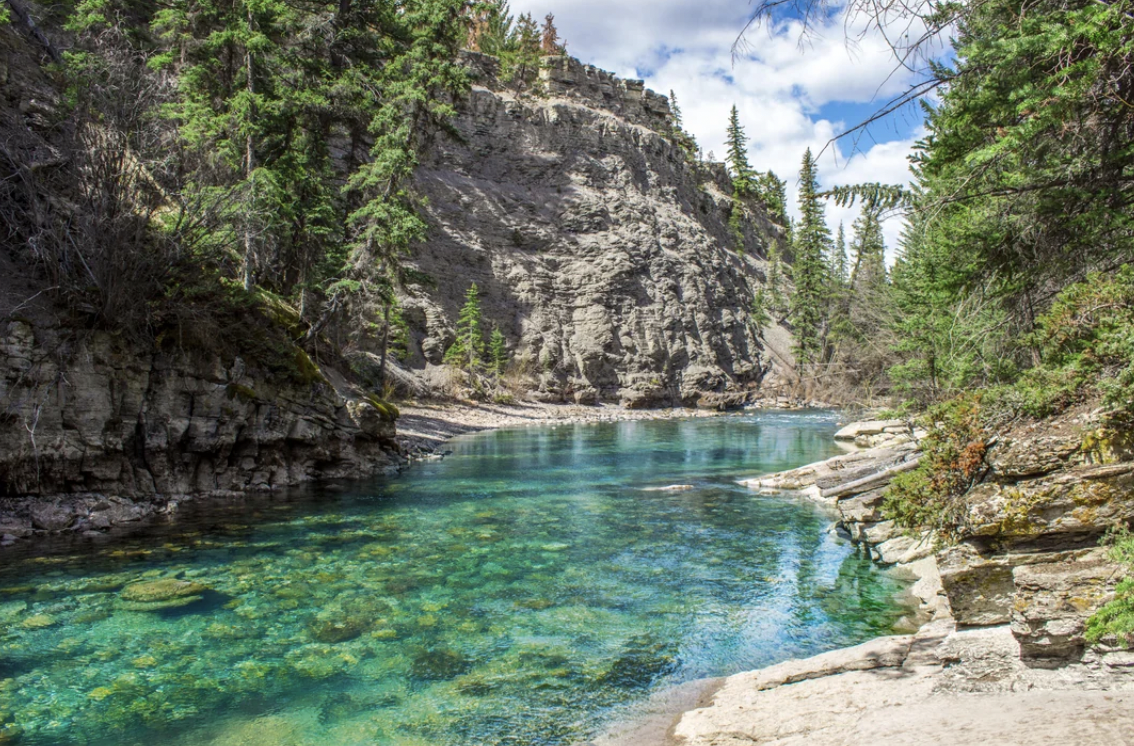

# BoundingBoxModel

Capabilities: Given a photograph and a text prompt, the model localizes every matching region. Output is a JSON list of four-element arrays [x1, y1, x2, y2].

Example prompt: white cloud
[[508, 0, 934, 263]]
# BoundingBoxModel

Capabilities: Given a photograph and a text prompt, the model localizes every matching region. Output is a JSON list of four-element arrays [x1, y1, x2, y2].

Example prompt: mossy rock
[[118, 579, 208, 611], [225, 383, 258, 403], [364, 394, 400, 421], [308, 616, 368, 644]]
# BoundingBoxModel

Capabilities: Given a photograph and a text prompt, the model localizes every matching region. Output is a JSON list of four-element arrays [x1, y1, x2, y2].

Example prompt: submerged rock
[[117, 579, 209, 611]]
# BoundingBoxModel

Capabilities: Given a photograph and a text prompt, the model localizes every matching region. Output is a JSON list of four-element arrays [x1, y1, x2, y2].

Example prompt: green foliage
[[821, 183, 912, 212], [756, 170, 788, 228], [830, 222, 848, 283], [750, 289, 771, 331], [849, 206, 886, 292], [444, 283, 485, 370], [498, 11, 541, 91], [790, 147, 830, 368], [725, 105, 755, 195], [993, 266, 1134, 418], [1086, 529, 1134, 646], [0, 4, 11, 25], [488, 324, 508, 375], [883, 394, 988, 535]]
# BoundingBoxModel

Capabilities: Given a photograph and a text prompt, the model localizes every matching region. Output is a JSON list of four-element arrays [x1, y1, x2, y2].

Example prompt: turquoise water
[[0, 411, 907, 746]]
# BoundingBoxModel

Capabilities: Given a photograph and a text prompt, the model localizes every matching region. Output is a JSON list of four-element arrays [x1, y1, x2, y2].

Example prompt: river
[[0, 410, 908, 746]]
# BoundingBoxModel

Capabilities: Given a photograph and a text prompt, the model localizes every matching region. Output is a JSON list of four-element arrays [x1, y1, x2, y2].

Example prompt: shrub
[[1086, 529, 1134, 647], [883, 393, 988, 536]]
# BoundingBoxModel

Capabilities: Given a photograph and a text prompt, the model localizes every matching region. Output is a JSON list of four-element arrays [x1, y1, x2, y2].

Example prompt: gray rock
[[834, 419, 906, 441], [402, 57, 791, 406], [29, 503, 73, 531], [1011, 549, 1121, 661], [938, 544, 1016, 626]]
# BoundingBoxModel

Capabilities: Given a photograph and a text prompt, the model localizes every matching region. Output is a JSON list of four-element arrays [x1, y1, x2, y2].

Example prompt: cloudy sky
[[507, 0, 937, 261]]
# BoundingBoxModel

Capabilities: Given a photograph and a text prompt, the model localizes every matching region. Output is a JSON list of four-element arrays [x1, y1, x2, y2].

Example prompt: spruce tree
[[669, 90, 683, 128], [489, 325, 508, 375], [831, 222, 849, 283], [756, 170, 788, 227], [850, 207, 886, 292], [445, 283, 486, 370], [725, 105, 755, 194], [790, 147, 831, 368], [540, 13, 562, 54]]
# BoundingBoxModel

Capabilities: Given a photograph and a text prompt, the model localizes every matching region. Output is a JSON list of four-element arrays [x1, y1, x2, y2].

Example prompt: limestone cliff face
[[0, 321, 399, 504], [400, 54, 791, 406]]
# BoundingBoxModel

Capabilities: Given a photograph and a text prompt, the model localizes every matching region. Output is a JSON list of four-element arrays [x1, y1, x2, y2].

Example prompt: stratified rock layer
[[0, 320, 399, 510]]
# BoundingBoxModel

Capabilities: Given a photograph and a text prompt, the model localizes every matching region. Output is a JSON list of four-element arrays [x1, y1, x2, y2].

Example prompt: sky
[[506, 0, 939, 262]]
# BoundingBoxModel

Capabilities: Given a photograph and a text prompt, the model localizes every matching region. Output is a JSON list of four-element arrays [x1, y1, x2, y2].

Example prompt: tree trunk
[[378, 302, 390, 389]]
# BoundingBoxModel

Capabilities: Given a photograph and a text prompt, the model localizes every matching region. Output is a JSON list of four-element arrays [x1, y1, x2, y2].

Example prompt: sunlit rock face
[[402, 53, 792, 406]]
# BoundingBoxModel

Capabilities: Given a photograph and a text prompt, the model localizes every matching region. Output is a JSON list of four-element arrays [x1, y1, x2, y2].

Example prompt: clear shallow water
[[0, 411, 908, 746]]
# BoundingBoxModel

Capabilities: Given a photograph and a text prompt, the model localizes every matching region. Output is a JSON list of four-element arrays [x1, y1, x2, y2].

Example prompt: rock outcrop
[[746, 412, 1131, 664], [400, 53, 790, 406], [0, 320, 400, 539]]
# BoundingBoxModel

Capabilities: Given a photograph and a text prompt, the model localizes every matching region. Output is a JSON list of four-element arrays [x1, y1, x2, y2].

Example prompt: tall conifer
[[791, 147, 831, 368]]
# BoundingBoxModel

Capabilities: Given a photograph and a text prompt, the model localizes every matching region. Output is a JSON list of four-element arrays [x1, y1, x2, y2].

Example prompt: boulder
[[833, 420, 907, 441], [118, 579, 209, 611], [29, 503, 73, 532], [938, 544, 1016, 626]]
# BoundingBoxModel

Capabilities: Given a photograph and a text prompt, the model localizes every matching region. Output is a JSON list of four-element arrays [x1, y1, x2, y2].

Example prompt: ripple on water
[[0, 412, 909, 746]]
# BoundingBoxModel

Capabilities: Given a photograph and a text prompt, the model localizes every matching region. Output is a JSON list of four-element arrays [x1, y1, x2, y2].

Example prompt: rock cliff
[[400, 53, 791, 407], [0, 318, 400, 539]]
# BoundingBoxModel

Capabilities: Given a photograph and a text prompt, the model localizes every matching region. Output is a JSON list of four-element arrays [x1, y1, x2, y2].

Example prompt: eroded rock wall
[[401, 54, 790, 406], [0, 320, 399, 531]]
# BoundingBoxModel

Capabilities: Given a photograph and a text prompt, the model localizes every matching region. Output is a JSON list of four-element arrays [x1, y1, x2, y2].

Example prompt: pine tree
[[501, 12, 540, 90], [725, 105, 755, 195], [790, 147, 831, 368], [445, 283, 486, 370], [765, 242, 786, 314], [756, 170, 788, 226], [831, 222, 849, 283], [751, 289, 771, 331], [489, 325, 508, 375], [669, 90, 683, 128]]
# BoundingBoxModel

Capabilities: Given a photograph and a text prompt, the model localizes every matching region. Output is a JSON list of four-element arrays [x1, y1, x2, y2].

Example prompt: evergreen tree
[[445, 283, 486, 370], [790, 147, 831, 368], [756, 170, 788, 227], [468, 0, 513, 56], [765, 242, 787, 314], [751, 288, 771, 331], [489, 324, 508, 375], [669, 90, 683, 128], [831, 222, 848, 283], [501, 12, 540, 90], [850, 207, 886, 292], [724, 105, 755, 194]]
